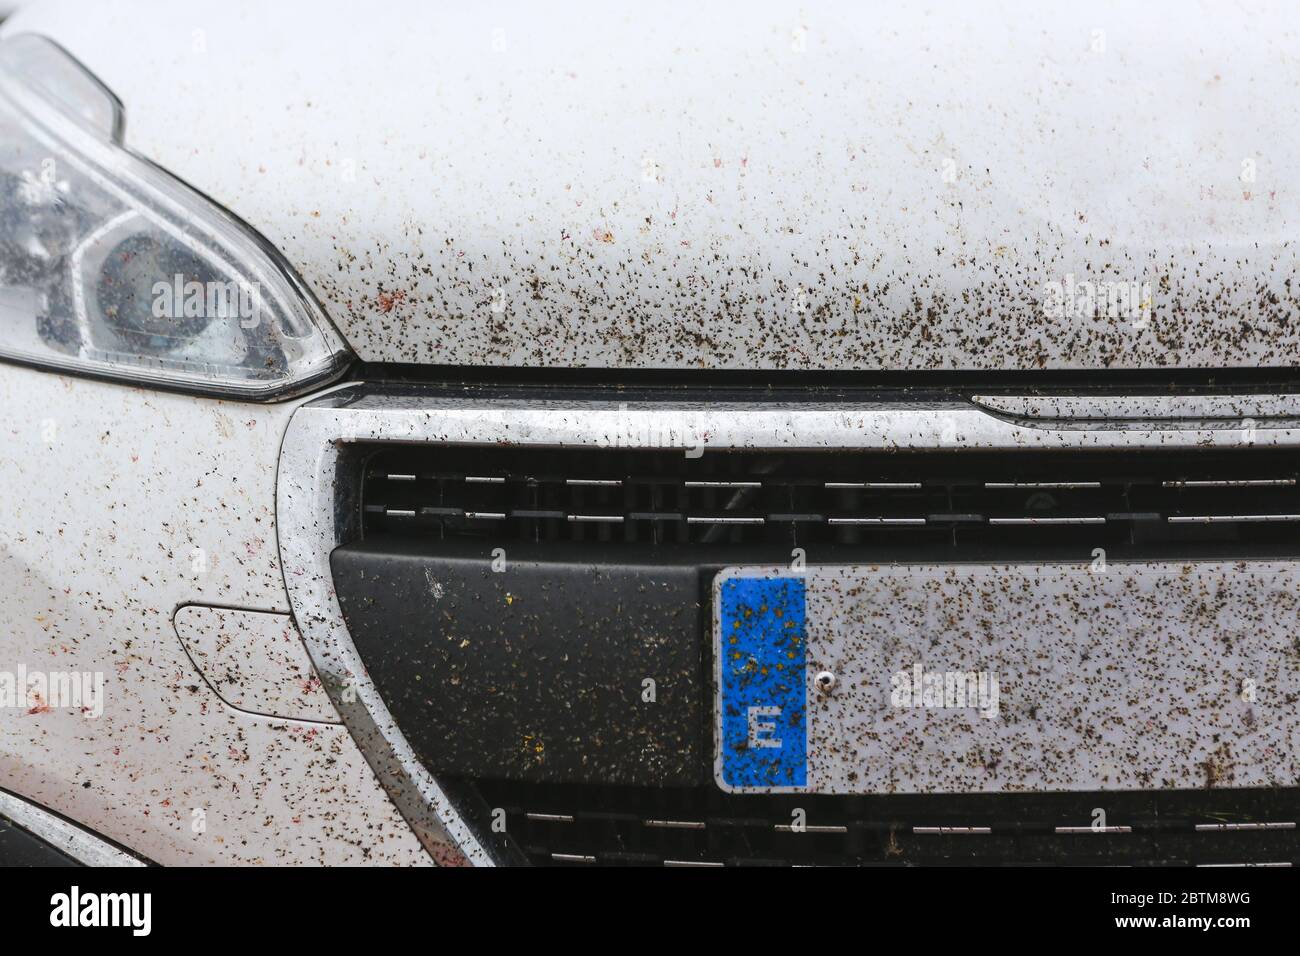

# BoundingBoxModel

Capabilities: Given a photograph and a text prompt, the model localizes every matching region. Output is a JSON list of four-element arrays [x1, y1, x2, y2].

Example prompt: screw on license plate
[[814, 671, 837, 695]]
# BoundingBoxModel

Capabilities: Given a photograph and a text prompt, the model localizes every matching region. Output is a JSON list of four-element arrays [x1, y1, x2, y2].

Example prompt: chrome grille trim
[[971, 393, 1300, 422], [774, 824, 849, 834], [644, 819, 707, 830], [985, 481, 1102, 489], [827, 517, 927, 526], [1169, 514, 1300, 523], [987, 516, 1106, 525], [1165, 479, 1295, 487], [1195, 822, 1296, 831], [664, 859, 725, 868], [0, 788, 146, 867]]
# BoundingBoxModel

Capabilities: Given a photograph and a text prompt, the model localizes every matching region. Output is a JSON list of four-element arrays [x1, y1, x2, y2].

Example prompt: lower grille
[[468, 781, 1300, 867]]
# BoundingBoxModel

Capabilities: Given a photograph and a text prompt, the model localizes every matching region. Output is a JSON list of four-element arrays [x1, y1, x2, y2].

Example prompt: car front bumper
[[4, 365, 1300, 865]]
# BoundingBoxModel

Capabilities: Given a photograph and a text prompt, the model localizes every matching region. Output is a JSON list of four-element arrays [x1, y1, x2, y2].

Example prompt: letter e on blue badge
[[718, 576, 807, 789]]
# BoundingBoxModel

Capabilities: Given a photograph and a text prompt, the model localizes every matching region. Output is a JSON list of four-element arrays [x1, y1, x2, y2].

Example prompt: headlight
[[0, 34, 349, 400]]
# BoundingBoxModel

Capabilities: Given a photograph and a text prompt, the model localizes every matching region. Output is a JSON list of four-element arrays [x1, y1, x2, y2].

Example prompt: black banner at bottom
[[0, 864, 1285, 942]]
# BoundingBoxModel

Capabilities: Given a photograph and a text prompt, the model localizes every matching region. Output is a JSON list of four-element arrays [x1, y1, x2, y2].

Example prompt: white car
[[1, 0, 1298, 868]]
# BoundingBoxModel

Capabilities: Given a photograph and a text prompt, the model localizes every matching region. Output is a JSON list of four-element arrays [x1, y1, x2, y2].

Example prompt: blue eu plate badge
[[714, 571, 808, 792]]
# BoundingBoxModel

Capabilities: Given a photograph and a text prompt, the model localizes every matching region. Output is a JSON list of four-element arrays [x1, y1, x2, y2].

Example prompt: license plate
[[714, 561, 1300, 794]]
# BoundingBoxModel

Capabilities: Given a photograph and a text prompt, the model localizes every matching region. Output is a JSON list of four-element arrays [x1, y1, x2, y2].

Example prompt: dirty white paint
[[173, 606, 339, 723], [7, 0, 1299, 372], [0, 365, 428, 865]]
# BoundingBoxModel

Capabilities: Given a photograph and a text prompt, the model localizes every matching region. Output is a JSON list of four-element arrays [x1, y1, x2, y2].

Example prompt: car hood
[[8, 0, 1300, 373]]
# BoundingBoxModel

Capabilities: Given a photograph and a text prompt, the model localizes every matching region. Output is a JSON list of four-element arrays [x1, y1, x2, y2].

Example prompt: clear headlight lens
[[0, 35, 349, 400]]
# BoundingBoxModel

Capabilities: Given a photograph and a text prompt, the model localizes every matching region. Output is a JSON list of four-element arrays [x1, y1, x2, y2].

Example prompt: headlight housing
[[0, 34, 349, 400]]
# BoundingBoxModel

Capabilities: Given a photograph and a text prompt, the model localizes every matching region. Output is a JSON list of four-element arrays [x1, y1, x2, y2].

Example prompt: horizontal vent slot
[[469, 781, 1300, 867], [359, 447, 1300, 551]]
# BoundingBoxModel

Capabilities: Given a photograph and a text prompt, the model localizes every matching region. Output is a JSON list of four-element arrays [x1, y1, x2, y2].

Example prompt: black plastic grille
[[468, 780, 1300, 867], [361, 446, 1300, 552]]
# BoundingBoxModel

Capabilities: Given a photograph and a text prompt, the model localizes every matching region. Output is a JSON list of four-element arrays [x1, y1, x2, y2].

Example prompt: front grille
[[361, 446, 1300, 553], [468, 781, 1300, 867], [357, 443, 1300, 866]]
